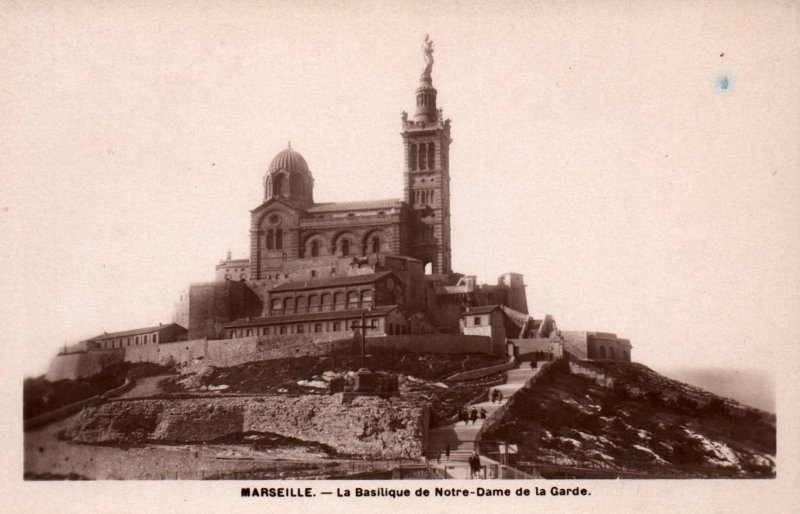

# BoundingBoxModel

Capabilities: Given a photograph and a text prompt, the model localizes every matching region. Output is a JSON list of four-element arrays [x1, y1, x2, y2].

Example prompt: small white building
[[460, 305, 506, 348]]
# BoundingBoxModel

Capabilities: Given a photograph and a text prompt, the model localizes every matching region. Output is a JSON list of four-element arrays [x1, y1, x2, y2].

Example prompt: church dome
[[264, 144, 314, 205], [268, 145, 310, 175]]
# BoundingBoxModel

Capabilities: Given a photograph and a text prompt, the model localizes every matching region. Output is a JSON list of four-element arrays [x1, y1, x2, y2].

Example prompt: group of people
[[457, 406, 486, 425], [490, 388, 504, 404], [468, 451, 482, 479]]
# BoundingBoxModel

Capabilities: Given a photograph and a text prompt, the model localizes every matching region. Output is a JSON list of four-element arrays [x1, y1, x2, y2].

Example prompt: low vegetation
[[483, 360, 775, 478]]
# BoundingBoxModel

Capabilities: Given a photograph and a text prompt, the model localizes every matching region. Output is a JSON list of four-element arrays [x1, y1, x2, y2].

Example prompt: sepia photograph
[[4, 0, 799, 512]]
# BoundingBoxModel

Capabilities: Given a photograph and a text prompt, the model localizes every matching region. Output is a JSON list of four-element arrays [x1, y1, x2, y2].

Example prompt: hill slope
[[483, 360, 775, 478]]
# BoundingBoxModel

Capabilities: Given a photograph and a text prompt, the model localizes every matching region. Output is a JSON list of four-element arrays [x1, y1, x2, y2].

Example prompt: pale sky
[[2, 0, 798, 382]]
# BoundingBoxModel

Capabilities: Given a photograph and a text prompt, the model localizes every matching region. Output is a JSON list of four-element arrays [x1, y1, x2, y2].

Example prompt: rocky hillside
[[67, 395, 426, 459], [483, 360, 775, 478], [160, 351, 504, 427]]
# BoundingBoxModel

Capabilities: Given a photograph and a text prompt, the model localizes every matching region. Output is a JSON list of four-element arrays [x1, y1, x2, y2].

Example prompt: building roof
[[267, 145, 310, 175], [306, 199, 401, 213], [218, 258, 250, 264], [269, 271, 398, 292], [225, 305, 399, 328], [463, 305, 502, 316], [87, 323, 186, 341]]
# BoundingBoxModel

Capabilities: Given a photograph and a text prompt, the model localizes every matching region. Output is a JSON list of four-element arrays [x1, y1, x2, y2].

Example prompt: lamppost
[[351, 308, 376, 370]]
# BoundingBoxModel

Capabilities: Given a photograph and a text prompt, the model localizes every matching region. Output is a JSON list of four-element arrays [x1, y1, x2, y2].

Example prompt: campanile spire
[[401, 35, 452, 275]]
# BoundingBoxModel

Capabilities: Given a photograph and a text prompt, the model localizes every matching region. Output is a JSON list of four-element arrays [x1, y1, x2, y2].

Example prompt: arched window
[[266, 229, 274, 250], [334, 292, 346, 311], [321, 293, 333, 312], [296, 296, 307, 314], [622, 350, 629, 362], [428, 142, 435, 168], [272, 174, 285, 197], [419, 145, 427, 170], [310, 240, 319, 257], [361, 290, 373, 309], [371, 236, 381, 254], [341, 239, 350, 256], [291, 174, 304, 197], [409, 144, 417, 171], [283, 297, 295, 314], [275, 229, 283, 250], [599, 346, 607, 359], [347, 291, 360, 310], [609, 347, 616, 360], [308, 294, 320, 313]]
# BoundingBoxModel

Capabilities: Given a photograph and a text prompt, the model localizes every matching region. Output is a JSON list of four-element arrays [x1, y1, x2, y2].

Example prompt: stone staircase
[[426, 362, 550, 477]]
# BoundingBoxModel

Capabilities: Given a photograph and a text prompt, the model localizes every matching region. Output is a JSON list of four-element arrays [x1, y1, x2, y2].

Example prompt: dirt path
[[117, 375, 173, 399]]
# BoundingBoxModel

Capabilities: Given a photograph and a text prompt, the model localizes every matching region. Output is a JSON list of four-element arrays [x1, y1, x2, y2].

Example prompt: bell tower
[[402, 35, 452, 275]]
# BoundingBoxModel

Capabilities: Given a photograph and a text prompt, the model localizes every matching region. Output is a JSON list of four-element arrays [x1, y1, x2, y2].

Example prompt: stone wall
[[123, 345, 159, 364], [204, 335, 355, 368], [365, 334, 501, 356], [123, 334, 356, 368], [445, 356, 516, 382], [68, 395, 426, 459], [569, 361, 615, 388], [46, 350, 124, 381], [511, 338, 563, 360], [55, 332, 501, 381]]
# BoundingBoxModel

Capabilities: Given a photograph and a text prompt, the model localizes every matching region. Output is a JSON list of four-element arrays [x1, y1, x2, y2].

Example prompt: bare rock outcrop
[[67, 395, 426, 459]]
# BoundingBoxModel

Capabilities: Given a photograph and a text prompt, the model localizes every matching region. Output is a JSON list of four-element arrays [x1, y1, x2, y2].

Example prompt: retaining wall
[[445, 356, 516, 382], [125, 335, 356, 368], [511, 338, 563, 359], [365, 334, 500, 356], [478, 360, 556, 438], [51, 332, 501, 381], [568, 362, 615, 388], [46, 350, 125, 381]]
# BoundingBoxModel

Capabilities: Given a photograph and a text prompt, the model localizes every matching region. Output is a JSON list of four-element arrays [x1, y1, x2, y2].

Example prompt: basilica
[[172, 37, 529, 342]]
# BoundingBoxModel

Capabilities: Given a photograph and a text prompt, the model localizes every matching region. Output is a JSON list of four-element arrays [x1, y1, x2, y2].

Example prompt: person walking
[[470, 407, 478, 425], [469, 451, 480, 479], [480, 407, 487, 421]]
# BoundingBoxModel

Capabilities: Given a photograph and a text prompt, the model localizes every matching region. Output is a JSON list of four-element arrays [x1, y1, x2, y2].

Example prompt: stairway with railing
[[425, 356, 557, 479], [554, 330, 588, 360]]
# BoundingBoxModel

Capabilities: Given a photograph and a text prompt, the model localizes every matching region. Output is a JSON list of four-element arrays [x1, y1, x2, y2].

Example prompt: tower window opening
[[419, 143, 427, 170], [409, 144, 417, 171], [428, 142, 435, 168], [266, 229, 274, 250], [275, 229, 283, 250], [273, 174, 285, 197]]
